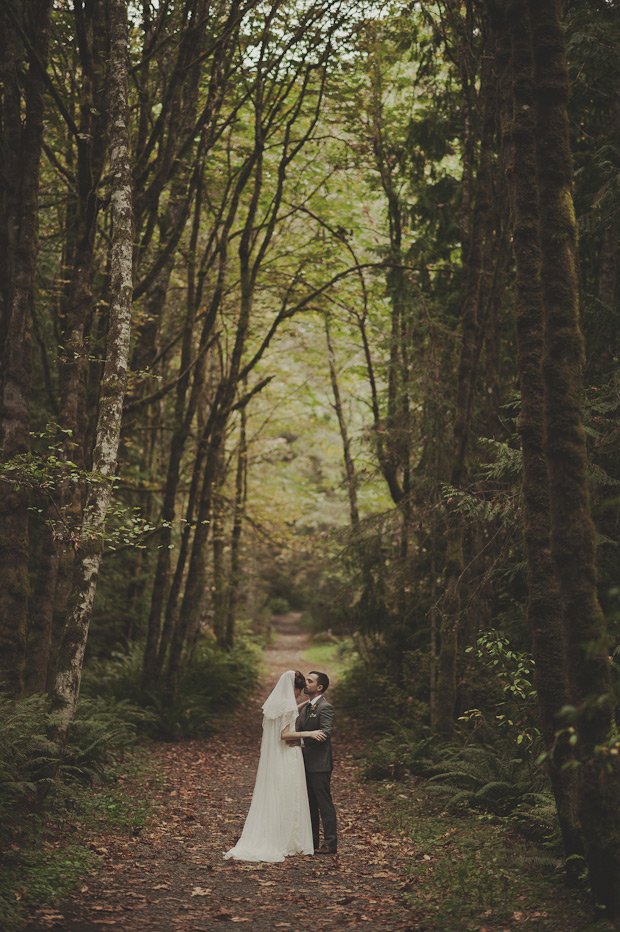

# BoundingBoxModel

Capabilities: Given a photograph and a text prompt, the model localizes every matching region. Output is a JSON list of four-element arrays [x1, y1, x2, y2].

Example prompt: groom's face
[[305, 674, 321, 698]]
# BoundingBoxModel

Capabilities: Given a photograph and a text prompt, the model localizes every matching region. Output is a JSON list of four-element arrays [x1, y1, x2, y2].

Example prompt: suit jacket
[[300, 695, 334, 773]]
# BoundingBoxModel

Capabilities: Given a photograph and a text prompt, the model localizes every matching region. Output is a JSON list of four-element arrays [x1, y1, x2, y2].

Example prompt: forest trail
[[26, 615, 416, 932]]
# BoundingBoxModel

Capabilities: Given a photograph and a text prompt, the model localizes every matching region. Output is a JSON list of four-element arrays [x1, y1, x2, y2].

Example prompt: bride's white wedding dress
[[224, 670, 314, 862]]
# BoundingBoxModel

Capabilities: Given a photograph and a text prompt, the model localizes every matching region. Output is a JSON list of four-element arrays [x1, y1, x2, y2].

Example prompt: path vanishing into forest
[[26, 615, 416, 932]]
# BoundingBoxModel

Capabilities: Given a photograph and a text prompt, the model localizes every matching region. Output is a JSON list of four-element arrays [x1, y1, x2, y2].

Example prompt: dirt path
[[27, 615, 415, 932]]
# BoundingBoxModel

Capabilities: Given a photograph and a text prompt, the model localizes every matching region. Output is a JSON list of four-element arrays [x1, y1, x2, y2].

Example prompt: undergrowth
[[0, 745, 156, 931], [0, 637, 259, 929], [375, 779, 607, 931], [81, 638, 259, 738], [336, 646, 613, 927]]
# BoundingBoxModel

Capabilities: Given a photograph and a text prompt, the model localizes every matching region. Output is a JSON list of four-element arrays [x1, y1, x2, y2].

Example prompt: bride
[[224, 669, 326, 862]]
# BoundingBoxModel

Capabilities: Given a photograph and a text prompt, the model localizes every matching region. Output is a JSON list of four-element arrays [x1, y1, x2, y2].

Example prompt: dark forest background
[[2, 0, 620, 924]]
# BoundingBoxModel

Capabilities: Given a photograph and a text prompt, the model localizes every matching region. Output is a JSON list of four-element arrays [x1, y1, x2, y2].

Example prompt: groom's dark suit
[[300, 695, 337, 851]]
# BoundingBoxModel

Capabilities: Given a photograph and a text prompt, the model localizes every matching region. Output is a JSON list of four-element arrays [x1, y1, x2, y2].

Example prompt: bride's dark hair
[[294, 670, 306, 690]]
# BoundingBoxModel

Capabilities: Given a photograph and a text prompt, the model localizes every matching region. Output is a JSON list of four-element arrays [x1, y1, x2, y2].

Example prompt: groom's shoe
[[315, 845, 337, 855]]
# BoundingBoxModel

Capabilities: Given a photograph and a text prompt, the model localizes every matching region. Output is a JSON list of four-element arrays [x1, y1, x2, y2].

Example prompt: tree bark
[[496, 0, 583, 862], [0, 0, 53, 696], [52, 0, 133, 734], [527, 0, 620, 911], [436, 45, 495, 734], [325, 316, 360, 532], [30, 0, 110, 692], [225, 407, 247, 648], [211, 449, 227, 647]]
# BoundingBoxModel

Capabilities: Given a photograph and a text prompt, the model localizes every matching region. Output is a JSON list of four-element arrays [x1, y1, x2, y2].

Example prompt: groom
[[300, 671, 338, 855]]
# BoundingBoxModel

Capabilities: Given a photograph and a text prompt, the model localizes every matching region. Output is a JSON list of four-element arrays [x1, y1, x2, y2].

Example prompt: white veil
[[224, 667, 313, 861], [261, 669, 299, 720]]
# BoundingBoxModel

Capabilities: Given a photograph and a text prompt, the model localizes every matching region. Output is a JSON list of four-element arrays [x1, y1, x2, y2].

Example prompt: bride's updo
[[294, 670, 306, 690]]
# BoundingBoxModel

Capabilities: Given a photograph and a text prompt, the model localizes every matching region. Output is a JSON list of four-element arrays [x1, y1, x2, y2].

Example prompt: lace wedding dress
[[224, 670, 314, 862]]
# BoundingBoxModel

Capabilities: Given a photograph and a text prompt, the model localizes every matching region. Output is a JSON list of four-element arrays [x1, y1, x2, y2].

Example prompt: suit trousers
[[305, 770, 337, 849]]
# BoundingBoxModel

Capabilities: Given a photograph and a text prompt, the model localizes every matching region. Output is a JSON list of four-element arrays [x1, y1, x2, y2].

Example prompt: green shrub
[[0, 844, 98, 930], [153, 639, 259, 738], [81, 638, 259, 738], [269, 596, 290, 614], [61, 695, 156, 780], [80, 641, 146, 706], [333, 649, 429, 728], [0, 695, 58, 850], [358, 720, 559, 846]]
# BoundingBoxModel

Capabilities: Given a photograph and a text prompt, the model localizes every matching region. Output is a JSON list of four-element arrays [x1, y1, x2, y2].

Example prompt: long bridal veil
[[224, 670, 313, 862]]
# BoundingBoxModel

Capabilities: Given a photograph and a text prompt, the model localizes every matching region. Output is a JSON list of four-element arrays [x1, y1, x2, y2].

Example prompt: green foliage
[[0, 695, 158, 930], [0, 845, 98, 930], [375, 775, 598, 932], [0, 695, 57, 847], [334, 647, 431, 726], [0, 691, 151, 854], [0, 748, 157, 931], [82, 638, 259, 738], [302, 637, 351, 681], [156, 639, 259, 738], [360, 721, 558, 843], [463, 629, 541, 753], [62, 696, 155, 781], [269, 596, 290, 614]]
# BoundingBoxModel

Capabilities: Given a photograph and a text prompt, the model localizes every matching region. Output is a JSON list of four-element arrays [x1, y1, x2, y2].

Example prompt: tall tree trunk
[[0, 0, 53, 696], [499, 0, 582, 862], [140, 175, 204, 692], [528, 0, 620, 911], [436, 47, 495, 734], [52, 0, 133, 734], [30, 0, 110, 692], [164, 423, 221, 705]]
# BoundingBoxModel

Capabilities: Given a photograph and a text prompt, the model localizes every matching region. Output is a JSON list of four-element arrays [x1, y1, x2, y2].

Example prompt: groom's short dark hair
[[311, 671, 329, 693]]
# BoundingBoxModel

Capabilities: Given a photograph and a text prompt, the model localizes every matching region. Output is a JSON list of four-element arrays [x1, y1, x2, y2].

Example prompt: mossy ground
[[374, 778, 616, 932], [1, 748, 158, 931]]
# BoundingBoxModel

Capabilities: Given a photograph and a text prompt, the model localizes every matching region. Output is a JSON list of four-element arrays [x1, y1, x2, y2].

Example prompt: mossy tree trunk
[[436, 44, 495, 735], [527, 0, 620, 911], [0, 0, 53, 696], [27, 0, 110, 694], [52, 0, 133, 734], [495, 0, 583, 862]]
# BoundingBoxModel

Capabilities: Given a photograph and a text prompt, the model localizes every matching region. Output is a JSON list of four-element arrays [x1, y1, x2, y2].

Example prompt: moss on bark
[[493, 0, 583, 862], [527, 0, 620, 912]]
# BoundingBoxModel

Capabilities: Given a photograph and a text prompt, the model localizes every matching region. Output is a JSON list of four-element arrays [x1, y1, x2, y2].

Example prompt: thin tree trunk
[[0, 0, 53, 696], [140, 174, 204, 692], [52, 0, 133, 733], [527, 0, 620, 911], [211, 448, 227, 646], [164, 425, 221, 705], [225, 407, 247, 648], [325, 316, 360, 532], [436, 47, 495, 734]]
